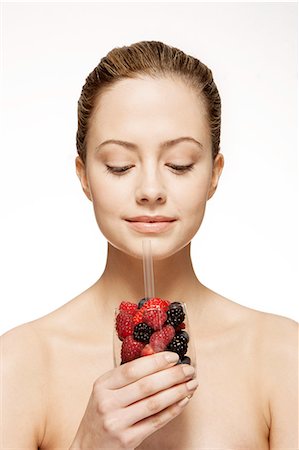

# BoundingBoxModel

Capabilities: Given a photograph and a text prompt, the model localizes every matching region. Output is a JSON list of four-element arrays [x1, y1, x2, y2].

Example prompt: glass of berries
[[113, 297, 196, 369]]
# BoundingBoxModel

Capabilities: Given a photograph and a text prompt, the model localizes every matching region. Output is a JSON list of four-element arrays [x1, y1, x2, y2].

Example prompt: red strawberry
[[150, 324, 175, 352], [143, 309, 167, 330], [119, 301, 138, 315], [116, 311, 135, 340], [141, 344, 155, 356], [121, 336, 144, 363]]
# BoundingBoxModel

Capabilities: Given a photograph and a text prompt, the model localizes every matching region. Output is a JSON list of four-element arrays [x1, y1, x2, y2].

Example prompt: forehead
[[88, 76, 210, 149]]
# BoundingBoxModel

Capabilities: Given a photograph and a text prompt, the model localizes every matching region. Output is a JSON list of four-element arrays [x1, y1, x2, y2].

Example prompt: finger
[[118, 363, 195, 407], [124, 377, 198, 427], [123, 395, 193, 447], [103, 352, 179, 389]]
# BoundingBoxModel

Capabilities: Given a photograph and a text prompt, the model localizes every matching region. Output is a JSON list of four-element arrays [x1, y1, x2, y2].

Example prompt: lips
[[125, 216, 177, 234], [126, 216, 176, 223]]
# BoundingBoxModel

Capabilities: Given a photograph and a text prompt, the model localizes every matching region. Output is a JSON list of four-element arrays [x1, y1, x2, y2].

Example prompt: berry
[[176, 330, 189, 343], [143, 309, 167, 330], [141, 344, 155, 356], [166, 302, 185, 327], [132, 309, 144, 325], [178, 356, 191, 365], [167, 333, 188, 358], [119, 301, 138, 315], [133, 323, 154, 343], [133, 297, 170, 325], [121, 336, 144, 363], [150, 324, 175, 352], [115, 311, 135, 340], [138, 297, 150, 309], [175, 322, 186, 331], [144, 297, 171, 312]]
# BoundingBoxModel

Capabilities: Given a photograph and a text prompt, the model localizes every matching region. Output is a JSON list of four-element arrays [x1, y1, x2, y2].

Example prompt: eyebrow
[[95, 136, 204, 152]]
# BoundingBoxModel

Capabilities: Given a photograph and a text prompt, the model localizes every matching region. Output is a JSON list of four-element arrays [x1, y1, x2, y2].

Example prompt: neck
[[94, 242, 204, 312]]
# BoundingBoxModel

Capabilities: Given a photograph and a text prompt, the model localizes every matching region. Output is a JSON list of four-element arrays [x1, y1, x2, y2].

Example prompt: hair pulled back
[[76, 40, 221, 163]]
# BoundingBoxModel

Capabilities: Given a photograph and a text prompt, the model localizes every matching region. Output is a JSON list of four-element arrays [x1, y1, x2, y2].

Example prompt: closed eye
[[105, 163, 195, 176], [166, 163, 195, 173], [105, 165, 134, 175]]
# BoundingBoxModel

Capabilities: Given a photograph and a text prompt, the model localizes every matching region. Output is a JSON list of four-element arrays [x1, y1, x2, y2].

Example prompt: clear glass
[[113, 301, 197, 372]]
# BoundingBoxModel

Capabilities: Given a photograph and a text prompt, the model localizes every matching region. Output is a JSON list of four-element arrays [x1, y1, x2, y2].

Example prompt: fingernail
[[186, 379, 198, 391], [165, 352, 179, 363], [182, 365, 195, 377], [177, 396, 190, 407]]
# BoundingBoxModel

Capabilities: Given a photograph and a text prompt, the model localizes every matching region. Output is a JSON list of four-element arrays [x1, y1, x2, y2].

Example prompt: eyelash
[[105, 164, 195, 175]]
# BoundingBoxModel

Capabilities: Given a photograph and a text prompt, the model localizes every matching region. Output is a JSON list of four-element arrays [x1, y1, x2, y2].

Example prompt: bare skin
[[2, 247, 298, 449], [2, 76, 298, 449]]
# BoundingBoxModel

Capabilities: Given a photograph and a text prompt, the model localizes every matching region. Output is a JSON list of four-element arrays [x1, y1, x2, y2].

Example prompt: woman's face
[[76, 76, 223, 260]]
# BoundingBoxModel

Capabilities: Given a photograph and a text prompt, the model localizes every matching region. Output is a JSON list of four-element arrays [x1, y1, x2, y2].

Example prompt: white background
[[0, 2, 298, 335]]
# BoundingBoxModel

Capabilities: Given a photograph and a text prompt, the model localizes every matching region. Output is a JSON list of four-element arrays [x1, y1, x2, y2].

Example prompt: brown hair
[[76, 40, 221, 163]]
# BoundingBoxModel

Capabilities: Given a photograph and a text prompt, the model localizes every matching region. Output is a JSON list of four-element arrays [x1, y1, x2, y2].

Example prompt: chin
[[107, 233, 192, 261]]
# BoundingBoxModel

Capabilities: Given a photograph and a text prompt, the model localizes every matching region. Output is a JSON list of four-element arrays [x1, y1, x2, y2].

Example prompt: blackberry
[[133, 322, 153, 343], [137, 297, 150, 309], [176, 330, 189, 343], [166, 302, 185, 327], [167, 333, 188, 358], [178, 356, 191, 365]]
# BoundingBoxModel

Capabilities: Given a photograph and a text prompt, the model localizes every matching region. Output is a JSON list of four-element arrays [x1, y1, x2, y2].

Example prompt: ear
[[207, 153, 224, 200], [75, 156, 92, 201]]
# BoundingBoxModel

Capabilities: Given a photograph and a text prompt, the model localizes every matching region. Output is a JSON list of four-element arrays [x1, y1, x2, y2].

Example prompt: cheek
[[88, 170, 132, 234], [174, 174, 211, 215], [174, 174, 211, 243], [92, 183, 121, 213]]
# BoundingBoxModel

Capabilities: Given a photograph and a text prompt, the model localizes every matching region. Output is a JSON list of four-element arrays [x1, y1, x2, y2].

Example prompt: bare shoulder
[[1, 289, 93, 449], [1, 319, 50, 377], [205, 287, 297, 340], [209, 290, 298, 447], [203, 287, 297, 376], [254, 308, 298, 385], [1, 321, 49, 448], [258, 310, 298, 358], [257, 312, 298, 447]]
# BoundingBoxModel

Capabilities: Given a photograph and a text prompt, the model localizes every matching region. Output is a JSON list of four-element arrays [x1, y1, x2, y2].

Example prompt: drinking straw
[[142, 239, 155, 299]]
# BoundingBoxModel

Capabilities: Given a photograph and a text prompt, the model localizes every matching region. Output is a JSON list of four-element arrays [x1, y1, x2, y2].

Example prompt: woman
[[2, 41, 298, 449]]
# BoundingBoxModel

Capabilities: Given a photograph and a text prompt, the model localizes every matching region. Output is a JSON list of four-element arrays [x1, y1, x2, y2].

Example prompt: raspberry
[[141, 344, 155, 356], [133, 297, 170, 325], [175, 322, 186, 331], [119, 301, 138, 315], [166, 302, 185, 327], [115, 311, 135, 340], [167, 333, 188, 358], [150, 324, 175, 352], [121, 336, 145, 363], [143, 309, 167, 330], [143, 297, 171, 312], [133, 323, 154, 343], [132, 309, 144, 325]]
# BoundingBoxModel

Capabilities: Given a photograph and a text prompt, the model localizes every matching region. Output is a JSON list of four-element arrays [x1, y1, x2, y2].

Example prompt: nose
[[135, 165, 167, 206]]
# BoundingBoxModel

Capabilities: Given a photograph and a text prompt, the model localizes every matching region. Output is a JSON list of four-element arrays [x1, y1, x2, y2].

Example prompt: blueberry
[[181, 356, 191, 365], [138, 297, 150, 309], [177, 356, 191, 365]]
